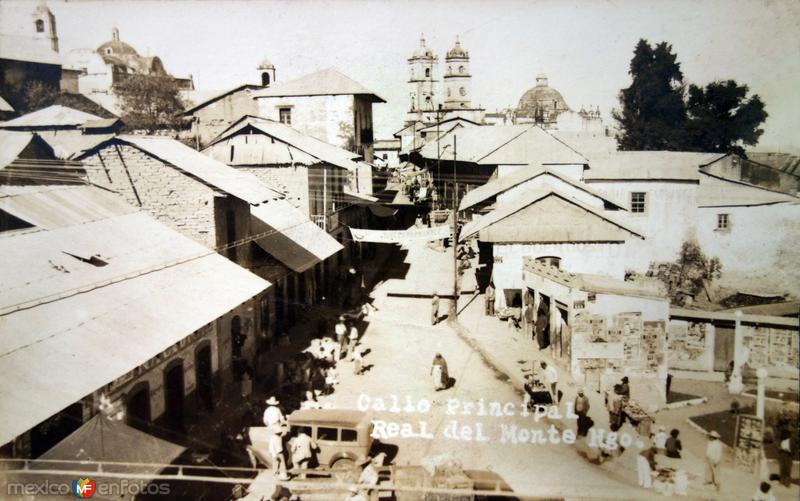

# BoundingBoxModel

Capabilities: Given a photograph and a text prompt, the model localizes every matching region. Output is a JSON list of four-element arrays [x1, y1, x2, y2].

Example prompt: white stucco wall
[[491, 242, 627, 307], [697, 202, 800, 294], [588, 181, 698, 271], [257, 94, 353, 149]]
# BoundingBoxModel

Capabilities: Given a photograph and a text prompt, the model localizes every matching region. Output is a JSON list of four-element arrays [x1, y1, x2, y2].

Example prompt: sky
[[2, 0, 799, 152]]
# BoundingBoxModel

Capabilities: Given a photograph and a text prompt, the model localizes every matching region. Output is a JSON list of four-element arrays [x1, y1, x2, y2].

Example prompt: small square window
[[717, 213, 730, 230], [631, 192, 646, 213], [340, 429, 358, 442], [279, 108, 291, 125]]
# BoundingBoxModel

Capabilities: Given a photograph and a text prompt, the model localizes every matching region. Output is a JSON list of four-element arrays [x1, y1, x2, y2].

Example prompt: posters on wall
[[734, 415, 764, 473], [615, 313, 643, 369], [642, 321, 666, 372], [742, 325, 800, 371]]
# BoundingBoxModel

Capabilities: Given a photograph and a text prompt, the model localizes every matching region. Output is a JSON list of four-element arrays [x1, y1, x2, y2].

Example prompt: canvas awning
[[13, 415, 185, 500], [251, 200, 343, 273]]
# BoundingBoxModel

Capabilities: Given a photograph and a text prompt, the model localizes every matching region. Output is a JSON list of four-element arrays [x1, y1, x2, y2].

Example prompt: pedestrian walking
[[351, 346, 364, 375], [637, 446, 657, 489], [431, 293, 440, 325], [485, 283, 495, 316], [335, 316, 347, 360], [523, 302, 535, 340], [778, 429, 793, 487], [705, 430, 722, 491], [619, 376, 631, 402], [290, 428, 318, 478], [541, 361, 558, 403], [431, 353, 449, 391], [574, 388, 592, 437], [269, 428, 290, 480], [348, 323, 359, 354], [607, 384, 624, 431]]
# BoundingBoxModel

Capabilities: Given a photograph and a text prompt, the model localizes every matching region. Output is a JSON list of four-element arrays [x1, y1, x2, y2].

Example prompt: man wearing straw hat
[[704, 430, 723, 491], [263, 396, 286, 429]]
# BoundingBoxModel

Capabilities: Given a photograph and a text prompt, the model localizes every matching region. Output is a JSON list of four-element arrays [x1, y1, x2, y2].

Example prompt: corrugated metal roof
[[251, 200, 342, 273], [584, 151, 725, 181], [746, 152, 800, 176], [460, 186, 642, 241], [697, 172, 800, 207], [0, 95, 13, 113], [0, 184, 134, 228], [458, 165, 624, 211], [0, 211, 270, 445], [251, 68, 385, 103], [418, 117, 481, 134], [0, 33, 62, 65], [207, 116, 362, 171], [0, 105, 102, 128], [97, 135, 284, 205], [206, 132, 319, 166], [419, 124, 587, 166]]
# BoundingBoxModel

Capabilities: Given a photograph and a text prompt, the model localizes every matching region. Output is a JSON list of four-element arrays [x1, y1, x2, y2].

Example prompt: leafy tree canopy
[[114, 74, 185, 133], [614, 39, 767, 155]]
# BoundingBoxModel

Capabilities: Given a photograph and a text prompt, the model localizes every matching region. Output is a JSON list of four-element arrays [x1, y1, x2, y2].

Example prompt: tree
[[614, 39, 688, 151], [684, 80, 767, 156], [615, 39, 768, 155], [114, 74, 184, 133], [652, 240, 722, 305], [21, 81, 59, 113]]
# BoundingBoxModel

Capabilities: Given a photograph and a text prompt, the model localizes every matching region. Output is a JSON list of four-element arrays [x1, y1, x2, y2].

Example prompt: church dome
[[516, 74, 570, 119], [446, 38, 468, 59], [257, 58, 275, 70], [96, 28, 139, 58]]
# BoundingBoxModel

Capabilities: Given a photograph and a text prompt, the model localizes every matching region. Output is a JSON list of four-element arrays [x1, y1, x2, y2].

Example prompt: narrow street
[[312, 239, 647, 500]]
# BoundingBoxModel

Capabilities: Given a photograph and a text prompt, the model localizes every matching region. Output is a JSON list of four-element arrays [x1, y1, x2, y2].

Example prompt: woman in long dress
[[431, 354, 449, 390]]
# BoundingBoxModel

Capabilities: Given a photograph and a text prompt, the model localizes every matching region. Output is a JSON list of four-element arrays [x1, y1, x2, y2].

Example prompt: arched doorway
[[163, 360, 185, 434], [261, 71, 271, 86], [195, 344, 213, 411], [126, 382, 151, 432], [30, 402, 84, 458]]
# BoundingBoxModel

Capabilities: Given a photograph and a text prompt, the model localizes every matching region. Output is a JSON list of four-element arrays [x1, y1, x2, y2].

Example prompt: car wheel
[[330, 457, 357, 483]]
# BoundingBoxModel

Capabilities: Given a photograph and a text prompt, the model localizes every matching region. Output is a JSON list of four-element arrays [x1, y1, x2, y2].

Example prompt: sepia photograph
[[0, 0, 798, 499]]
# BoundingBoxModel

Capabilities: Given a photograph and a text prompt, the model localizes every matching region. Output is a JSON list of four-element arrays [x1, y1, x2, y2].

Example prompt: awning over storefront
[[14, 415, 185, 501], [250, 200, 343, 273]]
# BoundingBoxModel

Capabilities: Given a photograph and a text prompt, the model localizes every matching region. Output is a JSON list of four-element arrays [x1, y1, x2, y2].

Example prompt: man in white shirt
[[540, 361, 559, 404], [335, 316, 347, 360], [290, 429, 317, 478], [704, 430, 722, 491], [263, 396, 286, 429]]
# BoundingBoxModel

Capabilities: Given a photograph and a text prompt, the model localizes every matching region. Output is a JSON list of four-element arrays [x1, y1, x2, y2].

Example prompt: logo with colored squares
[[72, 478, 96, 498]]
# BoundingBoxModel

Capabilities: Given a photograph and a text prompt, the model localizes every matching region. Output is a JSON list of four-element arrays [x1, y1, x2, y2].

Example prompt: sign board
[[348, 225, 450, 244], [734, 414, 764, 473]]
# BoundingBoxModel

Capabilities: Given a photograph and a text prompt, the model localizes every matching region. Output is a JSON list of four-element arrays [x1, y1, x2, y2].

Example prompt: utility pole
[[436, 104, 442, 210], [450, 134, 459, 320]]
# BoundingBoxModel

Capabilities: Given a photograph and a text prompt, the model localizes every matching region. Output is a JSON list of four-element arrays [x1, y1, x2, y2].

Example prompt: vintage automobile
[[247, 408, 373, 471]]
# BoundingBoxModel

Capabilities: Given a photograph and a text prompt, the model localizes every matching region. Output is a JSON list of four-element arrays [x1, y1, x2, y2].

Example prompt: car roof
[[288, 409, 370, 428]]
